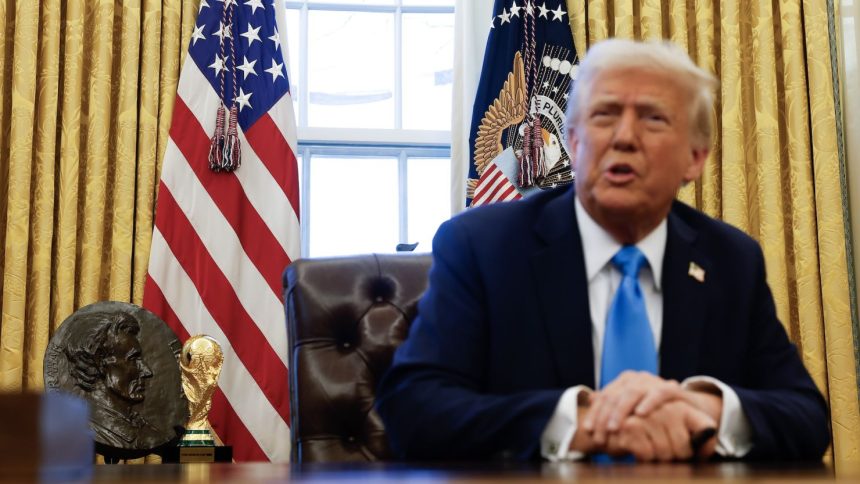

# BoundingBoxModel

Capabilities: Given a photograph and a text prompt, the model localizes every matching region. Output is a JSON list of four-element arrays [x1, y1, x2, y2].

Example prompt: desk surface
[[39, 461, 847, 483]]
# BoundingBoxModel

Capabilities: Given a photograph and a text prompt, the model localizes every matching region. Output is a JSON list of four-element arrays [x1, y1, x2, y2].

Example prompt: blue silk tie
[[599, 245, 658, 389]]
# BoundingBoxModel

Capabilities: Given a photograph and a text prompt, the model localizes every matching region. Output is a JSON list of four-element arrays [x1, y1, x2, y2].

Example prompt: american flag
[[143, 0, 298, 462]]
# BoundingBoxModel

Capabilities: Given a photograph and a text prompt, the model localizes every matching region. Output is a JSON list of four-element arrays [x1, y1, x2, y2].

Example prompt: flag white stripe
[[148, 228, 291, 462], [268, 93, 299, 154], [501, 189, 521, 202], [160, 140, 289, 368], [178, 60, 299, 259]]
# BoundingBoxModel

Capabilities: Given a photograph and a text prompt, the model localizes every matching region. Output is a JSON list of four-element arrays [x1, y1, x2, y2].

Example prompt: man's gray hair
[[565, 38, 719, 149]]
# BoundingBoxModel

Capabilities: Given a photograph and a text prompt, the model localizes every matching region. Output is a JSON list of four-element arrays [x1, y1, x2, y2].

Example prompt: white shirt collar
[[574, 196, 666, 289]]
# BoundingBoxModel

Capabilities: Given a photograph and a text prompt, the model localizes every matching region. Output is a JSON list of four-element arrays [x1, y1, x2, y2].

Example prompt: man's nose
[[611, 110, 638, 152], [140, 361, 153, 378]]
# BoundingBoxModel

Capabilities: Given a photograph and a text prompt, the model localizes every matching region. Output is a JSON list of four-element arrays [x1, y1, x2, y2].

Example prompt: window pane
[[309, 156, 399, 256], [285, 8, 301, 119], [402, 13, 454, 130], [407, 157, 450, 252], [307, 11, 395, 128]]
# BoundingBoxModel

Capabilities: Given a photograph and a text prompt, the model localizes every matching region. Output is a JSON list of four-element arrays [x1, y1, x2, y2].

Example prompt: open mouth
[[605, 163, 637, 183], [608, 163, 634, 175]]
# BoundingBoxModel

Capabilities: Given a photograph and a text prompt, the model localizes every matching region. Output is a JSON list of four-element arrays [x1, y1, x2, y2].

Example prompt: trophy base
[[160, 446, 233, 463]]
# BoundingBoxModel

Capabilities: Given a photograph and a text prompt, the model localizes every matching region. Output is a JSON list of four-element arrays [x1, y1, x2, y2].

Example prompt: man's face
[[102, 332, 153, 403], [568, 67, 708, 227]]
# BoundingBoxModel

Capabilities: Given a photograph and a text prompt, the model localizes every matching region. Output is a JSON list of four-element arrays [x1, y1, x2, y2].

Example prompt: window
[[285, 1, 454, 257]]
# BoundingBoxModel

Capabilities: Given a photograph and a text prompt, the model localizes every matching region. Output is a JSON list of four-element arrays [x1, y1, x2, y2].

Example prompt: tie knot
[[612, 245, 647, 277]]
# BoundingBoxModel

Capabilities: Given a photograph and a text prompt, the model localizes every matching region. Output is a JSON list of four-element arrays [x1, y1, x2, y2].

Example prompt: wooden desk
[[77, 461, 842, 483]]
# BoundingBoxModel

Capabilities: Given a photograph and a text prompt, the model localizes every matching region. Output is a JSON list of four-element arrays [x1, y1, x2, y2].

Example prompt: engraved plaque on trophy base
[[159, 445, 233, 463]]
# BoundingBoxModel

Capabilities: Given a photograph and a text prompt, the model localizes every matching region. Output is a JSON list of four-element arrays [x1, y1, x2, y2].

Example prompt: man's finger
[[633, 380, 683, 416], [639, 415, 673, 461]]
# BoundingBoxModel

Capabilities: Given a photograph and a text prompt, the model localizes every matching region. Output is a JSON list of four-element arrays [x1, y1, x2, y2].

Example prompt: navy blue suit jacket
[[376, 186, 829, 461]]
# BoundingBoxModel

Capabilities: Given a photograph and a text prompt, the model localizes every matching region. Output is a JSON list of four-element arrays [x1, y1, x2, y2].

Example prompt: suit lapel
[[659, 207, 709, 381], [529, 188, 595, 388]]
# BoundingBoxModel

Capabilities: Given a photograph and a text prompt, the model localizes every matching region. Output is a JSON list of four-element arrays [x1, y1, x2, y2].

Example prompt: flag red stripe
[[495, 184, 517, 202], [143, 275, 269, 461], [153, 184, 291, 425], [244, 113, 301, 219], [472, 166, 501, 202], [170, 97, 290, 297]]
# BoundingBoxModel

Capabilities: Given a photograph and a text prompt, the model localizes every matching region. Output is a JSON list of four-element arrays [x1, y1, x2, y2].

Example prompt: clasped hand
[[572, 371, 722, 462]]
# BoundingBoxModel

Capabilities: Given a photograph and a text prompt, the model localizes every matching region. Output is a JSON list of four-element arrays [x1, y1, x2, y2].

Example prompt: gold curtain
[[567, 0, 859, 464], [0, 0, 200, 391]]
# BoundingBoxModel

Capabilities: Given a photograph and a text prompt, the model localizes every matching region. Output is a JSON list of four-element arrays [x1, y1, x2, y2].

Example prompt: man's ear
[[684, 146, 709, 183]]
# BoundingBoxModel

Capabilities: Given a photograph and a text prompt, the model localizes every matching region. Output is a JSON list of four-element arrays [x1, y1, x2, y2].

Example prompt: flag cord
[[208, 0, 242, 173], [518, 8, 544, 188]]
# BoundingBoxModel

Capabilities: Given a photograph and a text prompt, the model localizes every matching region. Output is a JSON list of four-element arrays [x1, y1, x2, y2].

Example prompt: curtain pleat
[[0, 2, 40, 392], [566, 0, 859, 464], [803, 0, 860, 463]]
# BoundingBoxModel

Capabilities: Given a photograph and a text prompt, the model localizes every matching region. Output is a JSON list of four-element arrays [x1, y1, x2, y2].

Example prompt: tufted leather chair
[[283, 253, 432, 462]]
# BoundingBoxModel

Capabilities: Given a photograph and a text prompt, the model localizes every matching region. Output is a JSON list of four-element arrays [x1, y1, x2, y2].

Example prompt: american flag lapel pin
[[688, 262, 706, 283]]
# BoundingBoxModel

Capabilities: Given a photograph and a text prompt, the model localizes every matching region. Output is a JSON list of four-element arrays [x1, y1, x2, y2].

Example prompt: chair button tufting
[[341, 341, 351, 349], [346, 436, 356, 443], [375, 296, 383, 303]]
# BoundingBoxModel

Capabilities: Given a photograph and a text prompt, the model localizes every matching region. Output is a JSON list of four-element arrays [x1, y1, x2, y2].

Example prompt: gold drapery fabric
[[0, 0, 200, 390], [567, 0, 858, 464]]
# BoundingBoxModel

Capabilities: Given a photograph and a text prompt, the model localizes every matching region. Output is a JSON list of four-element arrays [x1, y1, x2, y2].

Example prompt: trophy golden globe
[[167, 335, 232, 462]]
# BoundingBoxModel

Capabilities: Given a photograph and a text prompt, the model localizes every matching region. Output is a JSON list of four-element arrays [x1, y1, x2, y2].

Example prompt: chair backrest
[[283, 253, 432, 462]]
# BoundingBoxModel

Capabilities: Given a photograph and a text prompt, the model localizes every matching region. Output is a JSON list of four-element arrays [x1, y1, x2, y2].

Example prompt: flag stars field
[[490, 2, 567, 27]]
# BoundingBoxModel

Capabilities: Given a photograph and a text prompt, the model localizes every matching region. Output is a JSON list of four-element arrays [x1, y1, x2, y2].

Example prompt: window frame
[[286, 0, 455, 257]]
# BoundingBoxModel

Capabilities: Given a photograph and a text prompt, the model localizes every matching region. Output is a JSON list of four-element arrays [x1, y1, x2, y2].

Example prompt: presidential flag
[[143, 0, 299, 462], [468, 0, 577, 206]]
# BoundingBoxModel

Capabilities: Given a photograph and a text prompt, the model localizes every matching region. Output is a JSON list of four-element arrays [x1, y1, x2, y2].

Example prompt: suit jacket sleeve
[[730, 243, 829, 460], [375, 216, 564, 461]]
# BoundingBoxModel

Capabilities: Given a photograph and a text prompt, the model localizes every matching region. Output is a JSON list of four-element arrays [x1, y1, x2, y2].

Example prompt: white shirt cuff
[[540, 385, 592, 461], [682, 376, 753, 457]]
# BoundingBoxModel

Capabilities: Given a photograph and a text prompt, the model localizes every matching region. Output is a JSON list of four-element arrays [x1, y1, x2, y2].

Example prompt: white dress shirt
[[540, 197, 753, 460]]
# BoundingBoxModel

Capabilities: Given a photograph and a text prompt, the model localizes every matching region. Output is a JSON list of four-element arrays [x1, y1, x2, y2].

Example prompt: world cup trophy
[[173, 335, 232, 462]]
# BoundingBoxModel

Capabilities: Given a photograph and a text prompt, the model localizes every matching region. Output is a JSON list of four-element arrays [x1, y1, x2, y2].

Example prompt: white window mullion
[[398, 149, 408, 245], [301, 147, 312, 258]]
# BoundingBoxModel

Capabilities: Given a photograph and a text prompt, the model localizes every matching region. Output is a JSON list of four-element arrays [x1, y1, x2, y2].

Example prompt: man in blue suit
[[376, 39, 829, 462]]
